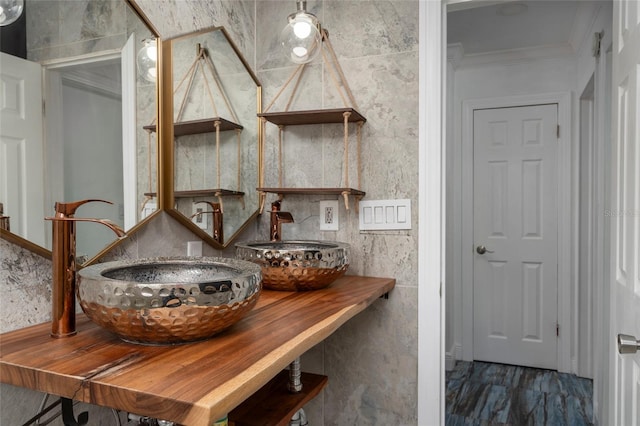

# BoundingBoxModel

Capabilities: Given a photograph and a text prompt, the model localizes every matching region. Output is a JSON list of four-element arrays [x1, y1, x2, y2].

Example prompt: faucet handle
[[54, 199, 114, 217], [271, 200, 282, 211]]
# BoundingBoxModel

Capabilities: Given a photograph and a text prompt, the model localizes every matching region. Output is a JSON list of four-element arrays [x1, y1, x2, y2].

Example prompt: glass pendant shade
[[0, 0, 24, 26], [137, 38, 157, 83], [280, 2, 322, 64]]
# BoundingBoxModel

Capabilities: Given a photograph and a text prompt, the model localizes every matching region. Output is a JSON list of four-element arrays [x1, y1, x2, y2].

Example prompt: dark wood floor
[[446, 361, 593, 425]]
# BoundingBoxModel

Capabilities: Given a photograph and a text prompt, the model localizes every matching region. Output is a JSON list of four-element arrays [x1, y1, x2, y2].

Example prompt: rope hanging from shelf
[[172, 44, 244, 211], [140, 115, 157, 214], [174, 45, 240, 123], [260, 28, 364, 211], [236, 129, 242, 198], [322, 30, 360, 111], [278, 125, 285, 187]]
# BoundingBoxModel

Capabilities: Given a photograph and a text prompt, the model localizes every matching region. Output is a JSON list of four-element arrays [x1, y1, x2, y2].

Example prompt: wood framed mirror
[[157, 26, 262, 249], [0, 0, 161, 262]]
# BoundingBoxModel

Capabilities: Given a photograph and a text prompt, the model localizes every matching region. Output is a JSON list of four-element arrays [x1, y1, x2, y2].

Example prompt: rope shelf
[[258, 28, 366, 213], [145, 43, 246, 212]]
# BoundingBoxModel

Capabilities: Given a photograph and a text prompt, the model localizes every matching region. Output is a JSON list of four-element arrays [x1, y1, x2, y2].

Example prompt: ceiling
[[447, 0, 610, 56]]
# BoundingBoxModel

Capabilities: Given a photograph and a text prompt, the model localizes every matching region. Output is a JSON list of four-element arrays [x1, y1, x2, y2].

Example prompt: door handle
[[476, 245, 494, 255], [617, 334, 640, 354]]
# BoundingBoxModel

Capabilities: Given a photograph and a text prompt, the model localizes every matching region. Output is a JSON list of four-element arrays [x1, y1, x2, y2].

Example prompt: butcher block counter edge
[[0, 275, 395, 426]]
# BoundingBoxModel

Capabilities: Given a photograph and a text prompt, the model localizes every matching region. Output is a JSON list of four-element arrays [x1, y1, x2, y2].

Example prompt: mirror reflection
[[0, 0, 158, 260], [168, 27, 260, 247]]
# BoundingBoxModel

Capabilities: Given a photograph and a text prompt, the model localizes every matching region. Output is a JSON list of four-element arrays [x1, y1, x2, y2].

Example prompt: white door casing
[[472, 104, 558, 370], [42, 48, 130, 257], [609, 0, 640, 424], [0, 53, 45, 246], [122, 34, 138, 231], [417, 0, 445, 423]]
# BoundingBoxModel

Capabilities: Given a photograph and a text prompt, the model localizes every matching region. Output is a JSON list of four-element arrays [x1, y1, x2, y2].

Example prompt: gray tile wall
[[253, 2, 419, 423], [2, 0, 420, 423]]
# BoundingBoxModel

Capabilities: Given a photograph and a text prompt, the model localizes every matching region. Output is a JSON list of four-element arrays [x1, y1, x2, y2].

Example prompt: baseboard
[[454, 343, 462, 361], [445, 351, 456, 371]]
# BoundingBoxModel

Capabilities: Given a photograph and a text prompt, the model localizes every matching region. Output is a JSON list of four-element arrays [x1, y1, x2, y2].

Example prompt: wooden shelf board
[[229, 371, 327, 426], [258, 187, 366, 197], [144, 189, 244, 198], [143, 117, 243, 136], [258, 108, 366, 126]]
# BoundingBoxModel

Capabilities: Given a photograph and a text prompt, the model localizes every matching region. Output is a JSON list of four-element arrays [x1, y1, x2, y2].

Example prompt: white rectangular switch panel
[[141, 201, 157, 219], [359, 199, 412, 230]]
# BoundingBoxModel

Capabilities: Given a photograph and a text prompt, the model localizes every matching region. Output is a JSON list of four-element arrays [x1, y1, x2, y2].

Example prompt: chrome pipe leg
[[289, 408, 308, 426], [287, 357, 303, 393]]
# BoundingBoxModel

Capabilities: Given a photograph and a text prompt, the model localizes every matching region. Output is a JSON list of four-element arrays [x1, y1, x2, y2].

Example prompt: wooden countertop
[[0, 275, 394, 426]]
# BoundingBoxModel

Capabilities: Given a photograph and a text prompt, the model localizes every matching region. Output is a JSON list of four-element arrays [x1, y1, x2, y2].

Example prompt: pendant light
[[137, 38, 157, 83], [0, 0, 23, 26], [280, 0, 322, 64]]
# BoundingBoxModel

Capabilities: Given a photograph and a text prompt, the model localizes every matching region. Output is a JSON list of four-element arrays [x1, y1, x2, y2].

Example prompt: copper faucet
[[190, 201, 224, 244], [270, 200, 294, 241], [45, 199, 126, 338]]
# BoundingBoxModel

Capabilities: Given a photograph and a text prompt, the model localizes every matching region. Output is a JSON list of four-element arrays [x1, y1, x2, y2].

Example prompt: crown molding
[[451, 42, 575, 69]]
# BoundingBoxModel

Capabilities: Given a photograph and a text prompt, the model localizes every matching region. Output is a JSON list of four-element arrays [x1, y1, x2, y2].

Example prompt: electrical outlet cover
[[320, 200, 339, 231], [192, 203, 207, 229], [187, 241, 203, 257]]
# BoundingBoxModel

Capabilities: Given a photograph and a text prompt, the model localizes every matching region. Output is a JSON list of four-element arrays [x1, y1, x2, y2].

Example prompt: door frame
[[460, 92, 574, 373], [42, 45, 137, 244], [417, 0, 445, 423]]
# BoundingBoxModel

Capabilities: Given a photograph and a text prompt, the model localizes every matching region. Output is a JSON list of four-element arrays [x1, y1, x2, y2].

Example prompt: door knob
[[476, 245, 494, 255], [617, 334, 640, 354]]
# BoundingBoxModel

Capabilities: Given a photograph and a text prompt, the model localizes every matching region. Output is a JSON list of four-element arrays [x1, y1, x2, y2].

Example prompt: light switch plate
[[359, 199, 412, 230], [319, 200, 339, 231], [141, 201, 157, 219]]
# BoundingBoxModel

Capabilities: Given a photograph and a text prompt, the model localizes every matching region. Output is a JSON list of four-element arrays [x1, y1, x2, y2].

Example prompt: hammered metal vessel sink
[[235, 240, 349, 291], [77, 257, 262, 345]]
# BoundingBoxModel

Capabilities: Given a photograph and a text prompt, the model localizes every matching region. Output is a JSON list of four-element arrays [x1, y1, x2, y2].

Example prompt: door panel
[[610, 0, 640, 423], [473, 104, 558, 370], [0, 52, 44, 246]]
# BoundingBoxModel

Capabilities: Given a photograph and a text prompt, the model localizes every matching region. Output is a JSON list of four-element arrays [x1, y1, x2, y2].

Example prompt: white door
[[0, 52, 45, 246], [609, 0, 640, 424], [473, 104, 558, 370]]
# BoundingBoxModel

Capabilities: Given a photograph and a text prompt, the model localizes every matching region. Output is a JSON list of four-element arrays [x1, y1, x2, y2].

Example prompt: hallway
[[446, 361, 593, 425]]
